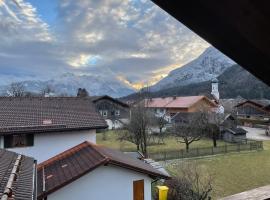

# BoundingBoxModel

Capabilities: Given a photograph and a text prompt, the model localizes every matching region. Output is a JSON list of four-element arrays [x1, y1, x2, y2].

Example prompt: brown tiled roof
[[0, 97, 107, 135], [37, 141, 169, 199], [89, 95, 130, 108], [145, 96, 217, 108], [0, 149, 36, 200]]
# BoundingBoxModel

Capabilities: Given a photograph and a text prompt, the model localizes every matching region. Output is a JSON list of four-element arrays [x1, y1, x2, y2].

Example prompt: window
[[133, 179, 144, 200], [103, 110, 108, 117], [4, 134, 34, 148], [115, 110, 120, 116]]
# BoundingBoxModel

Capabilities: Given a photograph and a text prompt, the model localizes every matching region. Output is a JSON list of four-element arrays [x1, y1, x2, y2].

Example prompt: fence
[[149, 140, 263, 161]]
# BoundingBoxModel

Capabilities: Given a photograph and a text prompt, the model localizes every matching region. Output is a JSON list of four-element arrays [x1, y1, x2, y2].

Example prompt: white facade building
[[0, 130, 96, 163], [37, 141, 169, 200], [47, 166, 152, 200]]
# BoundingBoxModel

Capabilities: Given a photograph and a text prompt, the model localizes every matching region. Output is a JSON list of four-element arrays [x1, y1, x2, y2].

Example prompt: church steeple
[[211, 78, 219, 100]]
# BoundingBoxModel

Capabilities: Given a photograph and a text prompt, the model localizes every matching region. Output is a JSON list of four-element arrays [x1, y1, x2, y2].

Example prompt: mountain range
[[123, 47, 270, 100], [0, 73, 135, 98]]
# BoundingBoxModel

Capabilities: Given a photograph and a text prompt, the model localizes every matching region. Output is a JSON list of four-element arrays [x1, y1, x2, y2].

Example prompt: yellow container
[[156, 185, 169, 200]]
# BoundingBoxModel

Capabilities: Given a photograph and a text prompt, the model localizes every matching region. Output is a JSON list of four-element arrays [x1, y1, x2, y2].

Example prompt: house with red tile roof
[[37, 141, 169, 200], [0, 97, 107, 163], [145, 96, 217, 120]]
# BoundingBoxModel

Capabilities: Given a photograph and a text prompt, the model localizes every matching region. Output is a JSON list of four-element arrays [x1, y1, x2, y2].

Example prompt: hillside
[[123, 65, 270, 101], [150, 46, 235, 91]]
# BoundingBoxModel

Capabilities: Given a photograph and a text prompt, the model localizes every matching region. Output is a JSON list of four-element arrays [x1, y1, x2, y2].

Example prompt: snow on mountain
[[150, 46, 236, 91], [0, 73, 135, 98]]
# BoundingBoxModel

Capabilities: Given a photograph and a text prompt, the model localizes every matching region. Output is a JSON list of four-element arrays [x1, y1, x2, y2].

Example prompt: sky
[[0, 0, 209, 89]]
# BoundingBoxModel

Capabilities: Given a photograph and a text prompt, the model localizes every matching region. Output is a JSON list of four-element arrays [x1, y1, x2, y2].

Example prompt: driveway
[[241, 126, 270, 141]]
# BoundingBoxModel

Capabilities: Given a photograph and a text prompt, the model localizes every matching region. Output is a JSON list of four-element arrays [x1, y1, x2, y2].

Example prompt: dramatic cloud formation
[[0, 0, 209, 88]]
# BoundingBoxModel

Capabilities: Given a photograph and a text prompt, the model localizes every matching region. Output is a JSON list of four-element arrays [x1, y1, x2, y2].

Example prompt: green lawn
[[166, 141, 270, 199], [96, 130, 226, 153]]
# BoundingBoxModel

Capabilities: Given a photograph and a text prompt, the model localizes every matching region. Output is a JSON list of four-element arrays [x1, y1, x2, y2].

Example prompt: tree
[[205, 113, 224, 147], [155, 115, 168, 134], [172, 112, 207, 151], [166, 162, 213, 200], [41, 85, 55, 96], [120, 100, 152, 157], [77, 88, 89, 97], [8, 82, 25, 97]]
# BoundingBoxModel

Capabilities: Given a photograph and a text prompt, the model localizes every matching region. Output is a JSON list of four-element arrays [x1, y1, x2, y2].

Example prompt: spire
[[211, 78, 219, 100]]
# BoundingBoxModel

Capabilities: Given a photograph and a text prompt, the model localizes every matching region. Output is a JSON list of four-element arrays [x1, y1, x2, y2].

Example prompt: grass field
[[97, 131, 270, 199], [96, 130, 226, 153], [166, 141, 270, 199]]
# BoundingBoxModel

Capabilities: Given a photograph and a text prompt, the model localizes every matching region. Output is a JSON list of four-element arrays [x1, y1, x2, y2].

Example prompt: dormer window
[[4, 134, 34, 148]]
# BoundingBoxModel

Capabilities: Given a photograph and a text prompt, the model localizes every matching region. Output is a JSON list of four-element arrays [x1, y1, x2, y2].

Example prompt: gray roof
[[0, 97, 107, 135], [219, 98, 246, 113], [0, 149, 36, 200]]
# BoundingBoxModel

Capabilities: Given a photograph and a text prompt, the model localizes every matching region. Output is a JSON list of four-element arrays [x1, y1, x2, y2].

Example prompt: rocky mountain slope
[[123, 65, 270, 101], [150, 46, 235, 91]]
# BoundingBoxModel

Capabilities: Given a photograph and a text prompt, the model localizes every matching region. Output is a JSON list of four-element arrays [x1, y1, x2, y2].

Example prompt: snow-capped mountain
[[0, 73, 135, 98], [150, 46, 236, 91]]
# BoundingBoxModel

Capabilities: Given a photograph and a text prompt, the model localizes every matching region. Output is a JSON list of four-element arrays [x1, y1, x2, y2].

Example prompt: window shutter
[[26, 134, 34, 146], [4, 135, 13, 148]]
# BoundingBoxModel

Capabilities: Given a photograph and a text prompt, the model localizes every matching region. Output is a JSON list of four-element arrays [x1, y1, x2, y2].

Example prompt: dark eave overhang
[[152, 0, 270, 86]]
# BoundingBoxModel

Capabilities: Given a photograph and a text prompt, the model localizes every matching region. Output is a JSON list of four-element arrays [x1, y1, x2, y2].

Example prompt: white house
[[0, 97, 107, 162], [37, 141, 170, 200]]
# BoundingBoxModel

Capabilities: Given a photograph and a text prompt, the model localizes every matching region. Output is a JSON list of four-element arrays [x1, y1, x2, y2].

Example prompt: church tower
[[211, 78, 219, 100]]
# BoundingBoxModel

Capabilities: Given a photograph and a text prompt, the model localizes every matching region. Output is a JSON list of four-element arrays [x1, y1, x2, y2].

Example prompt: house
[[222, 128, 247, 143], [219, 97, 246, 114], [145, 95, 217, 122], [0, 148, 37, 200], [90, 95, 130, 129], [0, 97, 107, 162], [37, 141, 169, 200], [235, 99, 270, 126]]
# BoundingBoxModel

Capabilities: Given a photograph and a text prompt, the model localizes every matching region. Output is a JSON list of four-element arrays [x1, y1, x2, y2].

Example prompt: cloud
[[0, 0, 209, 87]]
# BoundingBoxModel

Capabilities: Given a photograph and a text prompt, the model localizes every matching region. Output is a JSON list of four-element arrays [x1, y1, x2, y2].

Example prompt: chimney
[[173, 95, 177, 100]]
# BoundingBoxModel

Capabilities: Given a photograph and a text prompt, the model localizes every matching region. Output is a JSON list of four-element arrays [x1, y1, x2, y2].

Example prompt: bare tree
[[41, 85, 55, 96], [120, 100, 152, 157], [8, 82, 25, 97], [172, 112, 207, 151], [205, 113, 225, 147], [155, 115, 168, 134], [166, 162, 213, 200]]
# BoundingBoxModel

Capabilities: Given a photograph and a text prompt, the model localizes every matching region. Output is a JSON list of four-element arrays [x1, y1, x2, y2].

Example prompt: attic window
[[43, 119, 52, 125]]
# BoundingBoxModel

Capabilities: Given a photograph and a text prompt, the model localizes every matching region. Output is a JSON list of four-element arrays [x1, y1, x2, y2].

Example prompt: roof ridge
[[85, 141, 110, 161], [37, 141, 90, 169]]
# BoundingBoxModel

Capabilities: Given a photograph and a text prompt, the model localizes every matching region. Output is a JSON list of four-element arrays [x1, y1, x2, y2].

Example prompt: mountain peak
[[150, 46, 235, 91]]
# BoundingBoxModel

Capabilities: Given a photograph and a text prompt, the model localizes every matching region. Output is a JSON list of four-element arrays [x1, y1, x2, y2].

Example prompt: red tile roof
[[37, 141, 169, 199], [145, 96, 216, 108], [0, 97, 107, 135]]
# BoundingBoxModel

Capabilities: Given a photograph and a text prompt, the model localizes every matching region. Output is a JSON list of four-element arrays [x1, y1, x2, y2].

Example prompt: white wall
[[48, 165, 152, 200], [0, 130, 96, 163]]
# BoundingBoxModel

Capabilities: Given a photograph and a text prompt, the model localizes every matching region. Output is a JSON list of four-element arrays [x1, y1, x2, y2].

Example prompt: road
[[241, 126, 270, 141]]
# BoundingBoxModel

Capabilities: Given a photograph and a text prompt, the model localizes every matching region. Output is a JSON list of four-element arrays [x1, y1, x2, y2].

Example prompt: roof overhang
[[152, 0, 270, 86]]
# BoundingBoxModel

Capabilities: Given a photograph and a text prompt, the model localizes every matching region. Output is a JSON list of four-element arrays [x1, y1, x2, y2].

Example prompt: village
[[0, 78, 270, 200], [1, 0, 270, 200]]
